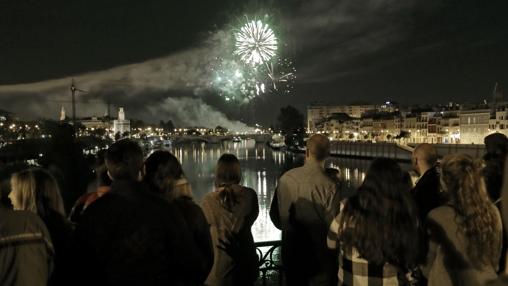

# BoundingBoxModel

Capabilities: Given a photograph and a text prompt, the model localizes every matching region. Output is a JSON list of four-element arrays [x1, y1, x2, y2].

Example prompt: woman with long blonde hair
[[9, 168, 72, 286], [423, 154, 502, 286], [10, 169, 66, 218]]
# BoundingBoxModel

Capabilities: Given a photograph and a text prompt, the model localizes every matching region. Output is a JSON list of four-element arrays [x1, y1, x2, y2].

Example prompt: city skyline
[[0, 0, 507, 127]]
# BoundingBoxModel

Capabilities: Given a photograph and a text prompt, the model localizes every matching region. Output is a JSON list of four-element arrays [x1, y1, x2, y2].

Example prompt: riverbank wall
[[299, 141, 487, 162], [328, 141, 412, 161]]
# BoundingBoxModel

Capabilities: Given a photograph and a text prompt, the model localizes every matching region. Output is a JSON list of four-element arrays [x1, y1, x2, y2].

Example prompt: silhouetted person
[[483, 133, 508, 203], [68, 165, 112, 224], [39, 122, 94, 212], [201, 154, 259, 286], [9, 168, 73, 286], [328, 158, 420, 285], [411, 143, 443, 221], [270, 134, 341, 286], [143, 150, 213, 285], [73, 139, 205, 286], [483, 133, 508, 274], [423, 154, 502, 286], [488, 156, 508, 285]]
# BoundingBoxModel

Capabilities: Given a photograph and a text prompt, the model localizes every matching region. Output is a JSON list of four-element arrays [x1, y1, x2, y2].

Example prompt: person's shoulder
[[427, 205, 455, 223], [200, 192, 220, 212], [240, 186, 258, 201], [282, 166, 305, 178], [0, 209, 49, 235], [488, 203, 502, 223], [6, 209, 43, 224], [202, 191, 217, 202], [175, 197, 200, 210], [240, 185, 256, 194], [80, 191, 123, 221], [278, 167, 305, 187]]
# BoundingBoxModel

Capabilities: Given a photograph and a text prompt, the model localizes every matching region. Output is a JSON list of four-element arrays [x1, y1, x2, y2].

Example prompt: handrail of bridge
[[255, 240, 283, 286]]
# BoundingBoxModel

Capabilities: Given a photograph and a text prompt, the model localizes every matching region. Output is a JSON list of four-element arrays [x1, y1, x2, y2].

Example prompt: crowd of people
[[1, 133, 508, 286]]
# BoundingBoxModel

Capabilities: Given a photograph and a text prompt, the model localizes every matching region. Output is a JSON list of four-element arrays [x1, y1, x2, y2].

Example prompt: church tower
[[60, 106, 66, 121], [491, 82, 504, 118]]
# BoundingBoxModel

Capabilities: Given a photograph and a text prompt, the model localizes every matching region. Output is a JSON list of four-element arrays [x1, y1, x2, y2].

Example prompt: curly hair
[[338, 158, 421, 267], [440, 154, 502, 268]]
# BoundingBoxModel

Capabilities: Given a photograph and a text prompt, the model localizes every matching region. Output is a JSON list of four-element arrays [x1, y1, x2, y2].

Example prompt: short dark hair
[[215, 154, 241, 187], [105, 139, 143, 181], [307, 134, 330, 161]]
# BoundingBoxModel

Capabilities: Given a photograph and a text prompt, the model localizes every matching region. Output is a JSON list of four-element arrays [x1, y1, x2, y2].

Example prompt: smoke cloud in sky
[[2, 0, 500, 125], [0, 0, 425, 127], [0, 30, 257, 132]]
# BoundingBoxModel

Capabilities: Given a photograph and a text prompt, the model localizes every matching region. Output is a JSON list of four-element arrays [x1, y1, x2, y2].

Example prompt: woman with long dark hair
[[327, 158, 421, 285], [201, 154, 259, 286], [144, 150, 193, 200], [423, 154, 502, 285], [143, 150, 213, 285]]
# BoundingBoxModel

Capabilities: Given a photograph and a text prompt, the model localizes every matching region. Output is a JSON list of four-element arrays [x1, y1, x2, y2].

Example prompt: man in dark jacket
[[73, 139, 208, 286], [411, 143, 442, 222]]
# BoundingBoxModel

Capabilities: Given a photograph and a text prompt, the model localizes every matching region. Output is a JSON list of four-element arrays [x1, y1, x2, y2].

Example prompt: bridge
[[170, 133, 272, 144]]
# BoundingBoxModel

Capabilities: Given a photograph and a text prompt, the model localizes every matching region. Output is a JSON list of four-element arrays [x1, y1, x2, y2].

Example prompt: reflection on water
[[168, 140, 410, 242]]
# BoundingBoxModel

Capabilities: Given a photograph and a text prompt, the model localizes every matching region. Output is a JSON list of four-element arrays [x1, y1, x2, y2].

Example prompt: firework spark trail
[[266, 60, 296, 92]]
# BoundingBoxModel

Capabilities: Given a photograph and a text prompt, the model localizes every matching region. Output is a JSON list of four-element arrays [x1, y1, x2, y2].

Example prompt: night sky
[[1, 0, 507, 129]]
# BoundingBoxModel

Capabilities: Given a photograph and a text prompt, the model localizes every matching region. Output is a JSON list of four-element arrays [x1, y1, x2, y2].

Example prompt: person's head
[[306, 134, 330, 163], [105, 139, 144, 181], [440, 154, 501, 268], [339, 158, 420, 267], [484, 133, 508, 155], [215, 154, 242, 211], [9, 168, 65, 220], [215, 154, 241, 187], [144, 150, 184, 193], [412, 143, 438, 175]]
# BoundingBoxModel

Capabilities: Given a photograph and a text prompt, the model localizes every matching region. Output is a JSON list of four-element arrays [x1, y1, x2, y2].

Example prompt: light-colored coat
[[423, 205, 502, 286], [201, 185, 259, 286]]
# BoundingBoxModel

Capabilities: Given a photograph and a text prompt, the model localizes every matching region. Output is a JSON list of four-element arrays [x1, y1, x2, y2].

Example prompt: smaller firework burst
[[267, 58, 296, 95], [209, 57, 261, 103]]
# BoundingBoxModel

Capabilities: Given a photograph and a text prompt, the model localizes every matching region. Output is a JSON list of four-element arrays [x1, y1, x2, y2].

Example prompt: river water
[[168, 140, 412, 242]]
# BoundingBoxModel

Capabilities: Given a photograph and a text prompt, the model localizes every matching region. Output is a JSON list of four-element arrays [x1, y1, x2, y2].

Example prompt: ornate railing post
[[255, 240, 283, 286]]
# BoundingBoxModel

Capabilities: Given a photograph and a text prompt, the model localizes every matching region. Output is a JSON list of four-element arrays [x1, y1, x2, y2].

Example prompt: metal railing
[[255, 240, 283, 286]]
